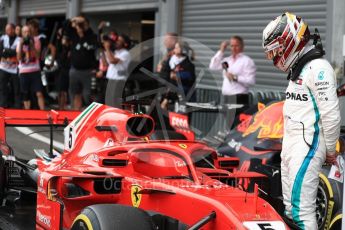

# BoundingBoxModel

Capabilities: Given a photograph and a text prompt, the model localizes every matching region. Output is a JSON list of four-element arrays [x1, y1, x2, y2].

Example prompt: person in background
[[156, 32, 178, 109], [64, 16, 98, 111], [27, 19, 49, 71], [95, 21, 116, 104], [103, 33, 131, 108], [56, 33, 71, 110], [164, 40, 196, 108], [15, 24, 21, 38], [209, 35, 256, 105], [157, 32, 178, 81], [16, 25, 44, 110], [263, 12, 340, 229], [0, 23, 21, 108], [27, 18, 54, 108], [209, 35, 256, 133]]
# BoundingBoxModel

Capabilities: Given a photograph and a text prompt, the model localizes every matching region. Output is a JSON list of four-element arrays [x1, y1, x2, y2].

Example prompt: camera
[[77, 21, 85, 28], [102, 34, 111, 41], [102, 35, 116, 51], [23, 36, 31, 46], [1, 48, 14, 58], [222, 61, 229, 70]]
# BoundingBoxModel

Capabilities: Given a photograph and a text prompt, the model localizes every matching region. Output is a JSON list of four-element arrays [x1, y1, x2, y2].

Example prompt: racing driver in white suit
[[262, 12, 341, 229]]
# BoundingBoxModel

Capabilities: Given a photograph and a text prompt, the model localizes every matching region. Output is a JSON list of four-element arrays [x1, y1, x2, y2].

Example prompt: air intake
[[126, 117, 154, 137], [102, 159, 128, 167]]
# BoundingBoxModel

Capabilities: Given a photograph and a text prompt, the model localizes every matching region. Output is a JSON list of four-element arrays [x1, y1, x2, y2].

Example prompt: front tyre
[[328, 209, 342, 230], [0, 154, 6, 203], [0, 215, 19, 230], [317, 166, 343, 230], [71, 204, 154, 230]]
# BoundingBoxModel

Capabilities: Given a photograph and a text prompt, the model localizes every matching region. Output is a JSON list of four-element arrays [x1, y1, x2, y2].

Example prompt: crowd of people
[[0, 16, 132, 111], [0, 15, 258, 112]]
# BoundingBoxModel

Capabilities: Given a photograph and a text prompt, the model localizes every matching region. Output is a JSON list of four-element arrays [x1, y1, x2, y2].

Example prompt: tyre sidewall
[[71, 204, 154, 230], [0, 154, 6, 202], [318, 166, 343, 230]]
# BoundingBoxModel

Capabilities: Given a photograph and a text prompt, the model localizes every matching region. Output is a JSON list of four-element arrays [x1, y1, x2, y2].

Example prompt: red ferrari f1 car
[[0, 103, 289, 230]]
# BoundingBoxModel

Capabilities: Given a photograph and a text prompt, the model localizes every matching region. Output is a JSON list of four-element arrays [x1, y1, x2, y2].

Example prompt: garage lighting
[[141, 20, 155, 25]]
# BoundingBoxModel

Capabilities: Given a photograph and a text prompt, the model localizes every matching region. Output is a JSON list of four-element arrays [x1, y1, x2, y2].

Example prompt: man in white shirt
[[209, 36, 256, 105], [104, 34, 131, 108], [0, 24, 21, 108]]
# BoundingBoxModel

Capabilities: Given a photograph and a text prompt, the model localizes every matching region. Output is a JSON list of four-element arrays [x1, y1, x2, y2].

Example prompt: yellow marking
[[336, 140, 340, 152], [179, 144, 187, 149], [329, 213, 342, 229], [72, 214, 94, 230], [319, 173, 333, 198], [324, 200, 334, 229], [297, 23, 307, 40], [47, 181, 55, 201], [257, 102, 265, 111], [131, 185, 142, 208]]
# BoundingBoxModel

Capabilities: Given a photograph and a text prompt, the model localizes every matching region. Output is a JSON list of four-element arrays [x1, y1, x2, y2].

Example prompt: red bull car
[[0, 103, 289, 230]]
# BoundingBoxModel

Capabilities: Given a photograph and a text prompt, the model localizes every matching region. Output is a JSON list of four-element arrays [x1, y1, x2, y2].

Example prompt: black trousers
[[0, 70, 21, 108], [105, 79, 126, 108], [221, 93, 250, 105], [220, 93, 250, 131]]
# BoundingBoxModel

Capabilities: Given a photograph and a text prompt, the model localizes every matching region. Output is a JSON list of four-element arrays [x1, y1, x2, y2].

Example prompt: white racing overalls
[[281, 58, 341, 229]]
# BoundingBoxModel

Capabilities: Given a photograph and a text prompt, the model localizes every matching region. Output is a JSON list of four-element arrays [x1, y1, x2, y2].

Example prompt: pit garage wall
[[180, 0, 331, 91], [18, 0, 66, 16], [80, 0, 158, 13]]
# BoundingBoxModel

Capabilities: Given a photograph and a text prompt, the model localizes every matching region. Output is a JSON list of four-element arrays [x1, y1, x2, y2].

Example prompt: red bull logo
[[242, 101, 284, 139]]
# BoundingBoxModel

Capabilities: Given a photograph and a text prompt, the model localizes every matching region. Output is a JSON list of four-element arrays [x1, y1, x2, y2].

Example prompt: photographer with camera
[[0, 23, 21, 108], [64, 16, 98, 111], [103, 33, 131, 108], [16, 25, 44, 110], [94, 21, 116, 104]]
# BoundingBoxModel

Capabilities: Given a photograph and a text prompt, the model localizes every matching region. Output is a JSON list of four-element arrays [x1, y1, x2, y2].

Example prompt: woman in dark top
[[168, 40, 196, 102], [56, 34, 71, 110]]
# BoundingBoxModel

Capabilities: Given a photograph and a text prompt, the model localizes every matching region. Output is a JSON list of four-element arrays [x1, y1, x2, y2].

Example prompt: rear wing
[[0, 108, 80, 142]]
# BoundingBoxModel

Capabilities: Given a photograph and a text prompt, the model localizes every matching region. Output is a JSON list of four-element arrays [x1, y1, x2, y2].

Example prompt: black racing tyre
[[328, 209, 342, 230], [0, 215, 19, 230], [317, 166, 343, 230], [70, 204, 155, 230], [0, 154, 6, 203]]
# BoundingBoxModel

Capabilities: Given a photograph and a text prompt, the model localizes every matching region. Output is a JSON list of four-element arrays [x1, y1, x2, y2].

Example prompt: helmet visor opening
[[264, 39, 284, 60], [265, 47, 283, 60]]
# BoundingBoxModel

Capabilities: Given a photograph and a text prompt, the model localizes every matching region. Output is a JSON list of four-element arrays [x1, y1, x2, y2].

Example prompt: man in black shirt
[[64, 16, 97, 110]]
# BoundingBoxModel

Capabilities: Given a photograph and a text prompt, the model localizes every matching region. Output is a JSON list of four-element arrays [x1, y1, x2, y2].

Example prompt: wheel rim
[[316, 184, 328, 229], [72, 220, 90, 230]]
